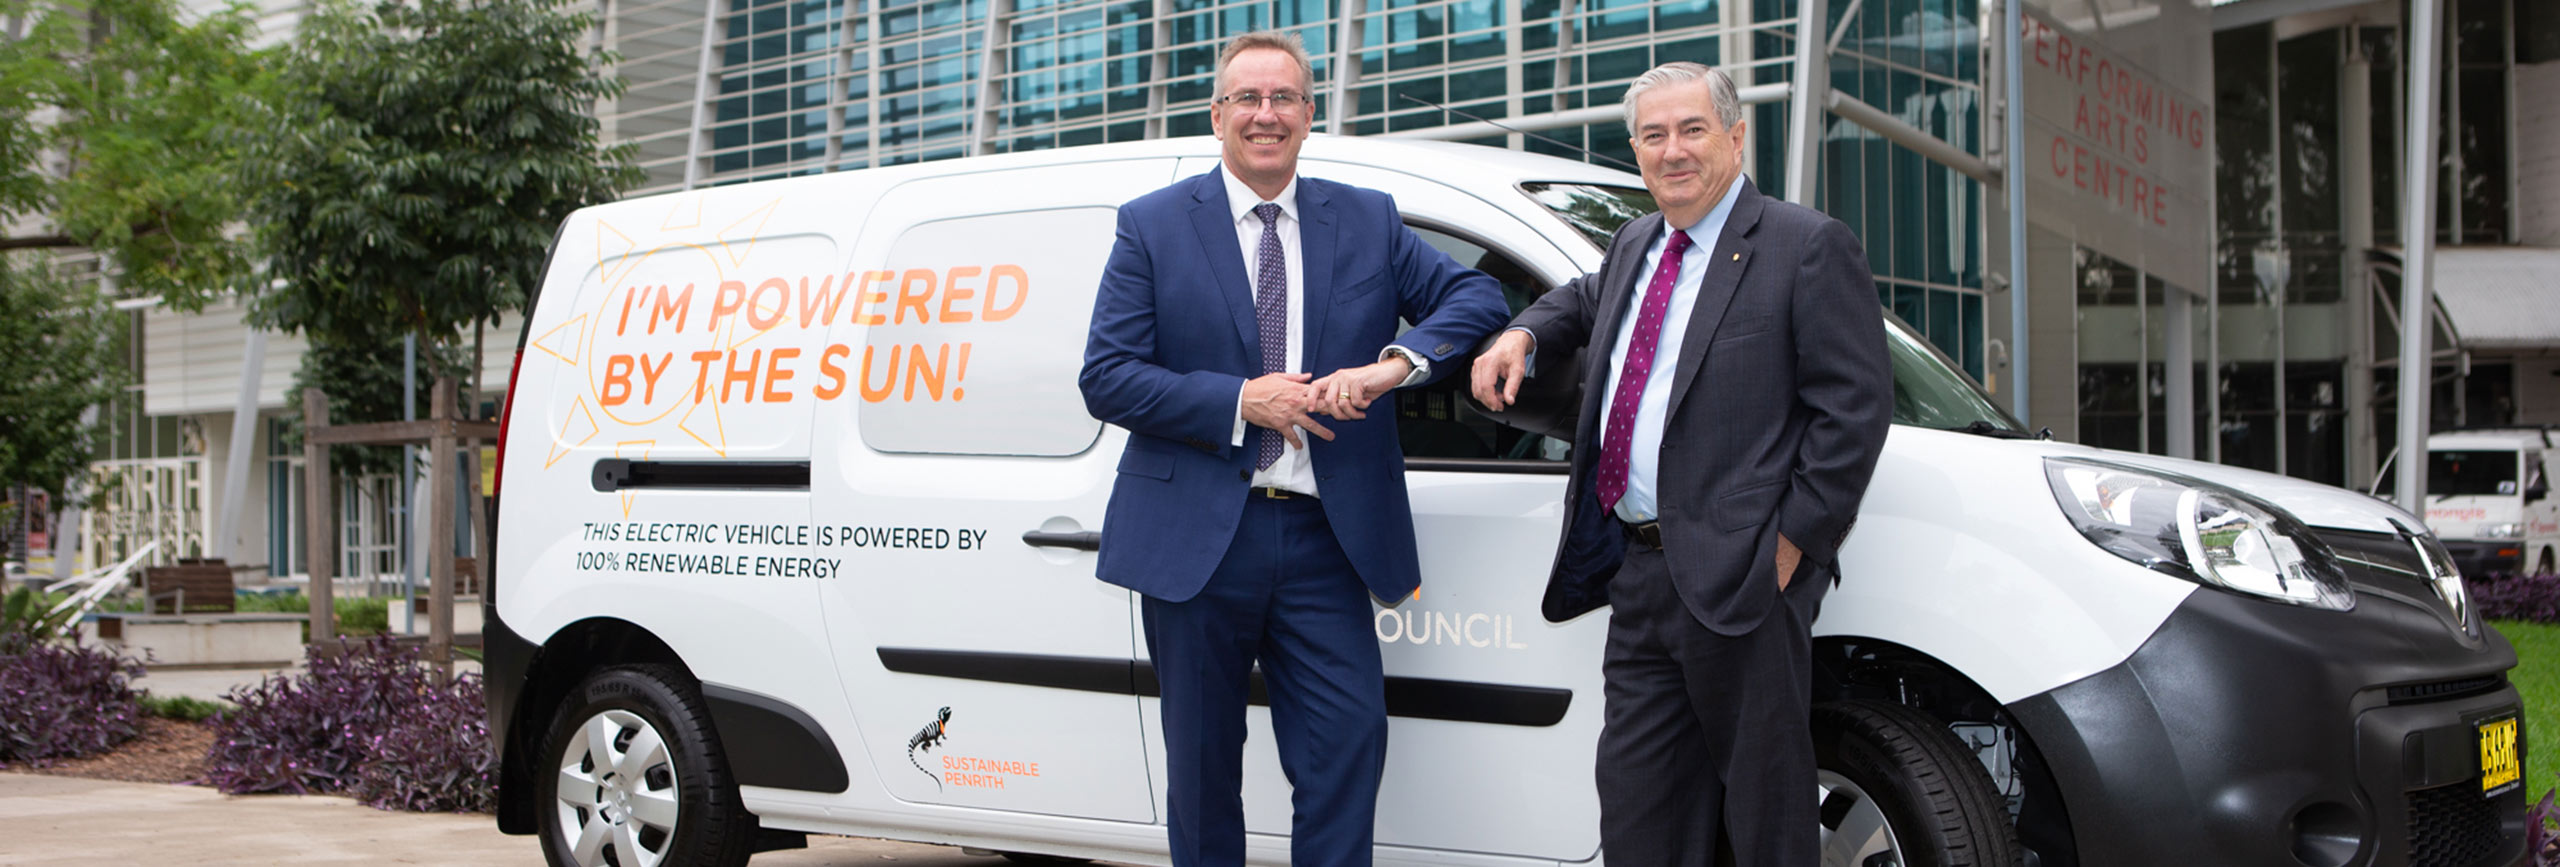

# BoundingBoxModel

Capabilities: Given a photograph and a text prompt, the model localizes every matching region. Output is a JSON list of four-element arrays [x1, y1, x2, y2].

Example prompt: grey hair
[[1216, 30, 1316, 97], [1621, 62, 1743, 135]]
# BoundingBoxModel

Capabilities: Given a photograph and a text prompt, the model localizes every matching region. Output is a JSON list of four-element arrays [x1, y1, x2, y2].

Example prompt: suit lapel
[[1664, 181, 1766, 420], [1296, 180, 1338, 364], [1186, 168, 1260, 354]]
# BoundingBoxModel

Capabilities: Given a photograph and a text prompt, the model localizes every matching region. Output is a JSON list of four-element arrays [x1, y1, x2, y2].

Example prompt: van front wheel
[[1813, 700, 2021, 867], [538, 665, 755, 867]]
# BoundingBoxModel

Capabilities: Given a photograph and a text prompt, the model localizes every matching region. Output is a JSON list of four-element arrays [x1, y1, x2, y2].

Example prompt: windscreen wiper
[[1937, 420, 2041, 440]]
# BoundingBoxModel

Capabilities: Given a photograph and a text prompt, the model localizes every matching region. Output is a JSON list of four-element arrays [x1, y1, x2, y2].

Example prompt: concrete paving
[[0, 774, 1084, 866], [71, 627, 1132, 865]]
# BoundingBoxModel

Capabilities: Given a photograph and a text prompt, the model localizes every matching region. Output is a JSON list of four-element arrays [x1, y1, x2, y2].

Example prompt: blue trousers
[[1141, 493, 1387, 867]]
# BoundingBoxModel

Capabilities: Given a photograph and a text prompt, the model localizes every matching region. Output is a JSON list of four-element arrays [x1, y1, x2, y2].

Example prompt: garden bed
[[9, 716, 211, 785]]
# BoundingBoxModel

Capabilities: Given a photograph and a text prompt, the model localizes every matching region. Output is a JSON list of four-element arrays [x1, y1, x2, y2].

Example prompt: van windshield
[[1519, 181, 2022, 435], [2430, 450, 2520, 496], [1885, 317, 2020, 432], [1519, 182, 1656, 252]]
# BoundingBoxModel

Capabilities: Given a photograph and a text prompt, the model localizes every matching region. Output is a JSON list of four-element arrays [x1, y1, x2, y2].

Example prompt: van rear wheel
[[1813, 700, 2021, 867], [538, 665, 755, 867]]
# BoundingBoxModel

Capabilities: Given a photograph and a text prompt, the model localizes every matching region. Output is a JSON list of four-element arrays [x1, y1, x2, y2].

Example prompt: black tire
[[537, 665, 756, 867], [1812, 700, 2022, 867], [2536, 549, 2553, 576]]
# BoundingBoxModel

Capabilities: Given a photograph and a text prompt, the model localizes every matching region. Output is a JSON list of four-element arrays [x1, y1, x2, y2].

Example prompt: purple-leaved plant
[[2468, 572, 2560, 623], [204, 636, 494, 812], [0, 641, 145, 767], [352, 670, 495, 813], [2529, 786, 2560, 867]]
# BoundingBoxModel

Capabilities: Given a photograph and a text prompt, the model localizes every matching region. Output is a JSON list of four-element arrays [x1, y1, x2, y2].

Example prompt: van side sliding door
[[810, 159, 1178, 825]]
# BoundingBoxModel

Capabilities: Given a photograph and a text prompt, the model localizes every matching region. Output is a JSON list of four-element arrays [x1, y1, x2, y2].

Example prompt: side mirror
[[2528, 481, 2549, 504]]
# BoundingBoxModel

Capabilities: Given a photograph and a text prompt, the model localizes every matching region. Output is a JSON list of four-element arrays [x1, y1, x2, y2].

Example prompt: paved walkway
[[0, 774, 1068, 865]]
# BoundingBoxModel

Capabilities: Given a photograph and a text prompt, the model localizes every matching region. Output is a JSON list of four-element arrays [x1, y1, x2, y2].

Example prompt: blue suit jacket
[[1079, 167, 1508, 603]]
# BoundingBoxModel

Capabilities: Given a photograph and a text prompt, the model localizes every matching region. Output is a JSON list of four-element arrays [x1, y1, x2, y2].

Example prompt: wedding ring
[[1339, 391, 1352, 399]]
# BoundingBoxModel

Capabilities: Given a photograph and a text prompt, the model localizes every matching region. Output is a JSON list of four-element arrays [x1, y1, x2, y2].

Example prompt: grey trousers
[[1594, 538, 1824, 866]]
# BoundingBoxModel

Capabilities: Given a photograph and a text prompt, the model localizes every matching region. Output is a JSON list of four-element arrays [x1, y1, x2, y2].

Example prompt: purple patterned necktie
[[1595, 229, 1694, 513], [1252, 202, 1287, 471]]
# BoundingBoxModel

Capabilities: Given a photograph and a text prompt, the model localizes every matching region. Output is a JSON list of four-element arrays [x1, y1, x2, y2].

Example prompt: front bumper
[[2008, 534, 2525, 867]]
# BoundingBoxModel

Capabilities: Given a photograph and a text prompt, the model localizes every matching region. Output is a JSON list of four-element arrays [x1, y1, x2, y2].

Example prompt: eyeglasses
[[1216, 91, 1310, 112]]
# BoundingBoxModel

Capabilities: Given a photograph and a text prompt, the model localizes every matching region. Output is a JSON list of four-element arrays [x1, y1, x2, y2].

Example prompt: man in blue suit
[[1078, 30, 1507, 867]]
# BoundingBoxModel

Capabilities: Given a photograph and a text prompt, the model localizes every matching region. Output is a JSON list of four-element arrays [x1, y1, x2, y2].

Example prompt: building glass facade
[[1818, 0, 1985, 379], [593, 0, 1992, 378]]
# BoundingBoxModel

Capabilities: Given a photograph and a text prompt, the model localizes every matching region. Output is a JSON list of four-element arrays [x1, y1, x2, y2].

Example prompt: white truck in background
[[2378, 428, 2560, 577]]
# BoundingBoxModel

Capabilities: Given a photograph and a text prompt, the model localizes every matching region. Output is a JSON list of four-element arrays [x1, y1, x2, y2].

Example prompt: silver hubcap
[[554, 709, 681, 867], [1818, 769, 1905, 867]]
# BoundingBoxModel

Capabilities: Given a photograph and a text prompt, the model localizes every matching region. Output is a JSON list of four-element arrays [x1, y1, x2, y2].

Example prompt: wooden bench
[[407, 557, 481, 615], [144, 559, 236, 614]]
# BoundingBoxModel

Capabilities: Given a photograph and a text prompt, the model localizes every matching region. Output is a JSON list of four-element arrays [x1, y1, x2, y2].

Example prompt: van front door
[[1151, 157, 1612, 862], [811, 159, 1177, 823]]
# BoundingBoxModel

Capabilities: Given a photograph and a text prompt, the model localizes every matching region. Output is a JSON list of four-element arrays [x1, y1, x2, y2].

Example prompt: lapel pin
[[1731, 253, 1740, 261]]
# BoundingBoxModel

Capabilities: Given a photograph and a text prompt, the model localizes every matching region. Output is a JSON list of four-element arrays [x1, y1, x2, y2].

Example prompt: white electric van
[[2377, 429, 2560, 578], [485, 137, 2524, 867]]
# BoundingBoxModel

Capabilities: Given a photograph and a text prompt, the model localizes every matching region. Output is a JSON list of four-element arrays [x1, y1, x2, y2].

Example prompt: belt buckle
[[1255, 486, 1294, 500], [1622, 519, 1662, 548]]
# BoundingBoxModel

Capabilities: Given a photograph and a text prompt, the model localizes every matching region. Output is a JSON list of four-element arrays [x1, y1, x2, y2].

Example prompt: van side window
[[856, 207, 1113, 457], [1395, 225, 1570, 467]]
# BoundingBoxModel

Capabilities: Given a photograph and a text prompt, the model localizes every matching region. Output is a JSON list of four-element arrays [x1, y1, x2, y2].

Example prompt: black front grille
[[2316, 528, 2431, 588], [2407, 783, 2501, 867], [2389, 675, 2509, 706]]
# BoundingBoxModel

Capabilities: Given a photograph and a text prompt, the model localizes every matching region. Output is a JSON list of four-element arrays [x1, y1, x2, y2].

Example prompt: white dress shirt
[[1220, 169, 1438, 498], [1221, 170, 1320, 497], [1601, 172, 1748, 523]]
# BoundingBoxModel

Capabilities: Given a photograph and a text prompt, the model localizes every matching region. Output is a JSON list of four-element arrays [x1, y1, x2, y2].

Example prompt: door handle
[[1021, 530, 1102, 551]]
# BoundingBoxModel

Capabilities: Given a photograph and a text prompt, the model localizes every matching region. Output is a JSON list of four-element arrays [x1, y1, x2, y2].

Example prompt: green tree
[[0, 0, 267, 309], [0, 254, 125, 502], [242, 0, 639, 467]]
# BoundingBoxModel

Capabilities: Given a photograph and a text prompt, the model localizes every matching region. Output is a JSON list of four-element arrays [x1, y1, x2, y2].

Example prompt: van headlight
[[2045, 459, 2354, 610], [2481, 522, 2524, 540]]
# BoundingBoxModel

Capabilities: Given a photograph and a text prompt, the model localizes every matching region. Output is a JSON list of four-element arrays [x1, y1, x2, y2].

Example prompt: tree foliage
[[0, 0, 267, 309], [243, 0, 639, 466], [0, 255, 124, 501]]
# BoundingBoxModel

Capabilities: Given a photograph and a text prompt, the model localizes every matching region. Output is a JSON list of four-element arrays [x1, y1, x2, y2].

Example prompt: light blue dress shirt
[[1602, 172, 1748, 523]]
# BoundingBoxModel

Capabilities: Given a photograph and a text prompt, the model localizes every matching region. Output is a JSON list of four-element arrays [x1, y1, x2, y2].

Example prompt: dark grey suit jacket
[[1516, 179, 1891, 635]]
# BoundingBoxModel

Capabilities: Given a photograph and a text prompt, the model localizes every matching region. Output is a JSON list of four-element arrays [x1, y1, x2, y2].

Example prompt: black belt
[[1620, 519, 1662, 549], [1251, 486, 1307, 500]]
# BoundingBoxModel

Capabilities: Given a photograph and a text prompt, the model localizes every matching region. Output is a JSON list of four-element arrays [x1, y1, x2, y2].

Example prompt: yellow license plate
[[2478, 715, 2521, 797]]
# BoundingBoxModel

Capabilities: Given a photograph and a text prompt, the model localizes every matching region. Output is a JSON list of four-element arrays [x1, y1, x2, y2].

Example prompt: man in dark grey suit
[[1470, 61, 1890, 865]]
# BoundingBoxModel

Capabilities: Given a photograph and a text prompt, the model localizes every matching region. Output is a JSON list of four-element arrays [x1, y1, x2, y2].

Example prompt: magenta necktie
[[1594, 229, 1694, 514], [1251, 202, 1287, 471]]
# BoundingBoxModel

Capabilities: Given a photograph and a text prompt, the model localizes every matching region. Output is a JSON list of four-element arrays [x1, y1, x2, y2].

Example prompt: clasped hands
[[1242, 357, 1413, 449]]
